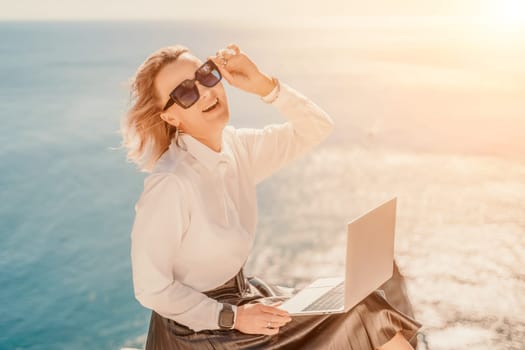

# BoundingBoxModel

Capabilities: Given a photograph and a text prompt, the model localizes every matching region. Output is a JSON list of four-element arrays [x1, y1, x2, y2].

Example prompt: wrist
[[255, 73, 276, 97], [260, 76, 280, 104], [218, 303, 236, 330]]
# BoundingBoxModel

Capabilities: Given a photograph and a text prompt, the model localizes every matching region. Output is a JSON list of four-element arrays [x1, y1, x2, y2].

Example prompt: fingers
[[261, 316, 291, 328], [262, 326, 280, 336], [215, 44, 242, 67], [226, 43, 241, 55], [259, 304, 292, 327], [206, 54, 234, 84], [207, 45, 244, 86], [259, 304, 290, 318], [218, 43, 240, 57], [215, 48, 234, 63], [235, 303, 292, 336], [258, 313, 292, 336], [257, 320, 283, 336]]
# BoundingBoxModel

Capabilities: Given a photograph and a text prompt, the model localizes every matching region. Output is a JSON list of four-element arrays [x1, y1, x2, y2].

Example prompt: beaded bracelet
[[260, 76, 280, 104]]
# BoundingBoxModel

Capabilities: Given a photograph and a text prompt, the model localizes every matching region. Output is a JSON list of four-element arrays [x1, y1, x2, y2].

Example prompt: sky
[[0, 0, 506, 21]]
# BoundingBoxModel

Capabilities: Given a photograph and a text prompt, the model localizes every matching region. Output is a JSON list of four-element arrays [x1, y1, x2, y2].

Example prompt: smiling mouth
[[202, 98, 219, 112]]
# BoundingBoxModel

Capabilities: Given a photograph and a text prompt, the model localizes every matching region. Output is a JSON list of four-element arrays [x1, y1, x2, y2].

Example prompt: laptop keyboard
[[302, 281, 345, 312]]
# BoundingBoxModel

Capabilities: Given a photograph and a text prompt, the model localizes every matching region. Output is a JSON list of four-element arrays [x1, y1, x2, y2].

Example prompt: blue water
[[0, 20, 345, 350], [1, 20, 524, 350]]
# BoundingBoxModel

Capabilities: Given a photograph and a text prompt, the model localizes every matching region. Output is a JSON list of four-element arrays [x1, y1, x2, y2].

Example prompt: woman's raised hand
[[207, 44, 276, 98], [234, 302, 292, 335]]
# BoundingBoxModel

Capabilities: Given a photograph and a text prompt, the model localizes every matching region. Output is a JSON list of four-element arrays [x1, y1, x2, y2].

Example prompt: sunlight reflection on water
[[246, 145, 525, 349]]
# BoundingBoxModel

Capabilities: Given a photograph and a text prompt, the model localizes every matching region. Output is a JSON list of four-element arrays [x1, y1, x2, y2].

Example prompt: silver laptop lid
[[344, 197, 397, 310]]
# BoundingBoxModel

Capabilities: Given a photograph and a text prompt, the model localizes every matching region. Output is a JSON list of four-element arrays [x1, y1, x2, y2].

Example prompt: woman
[[122, 43, 422, 349]]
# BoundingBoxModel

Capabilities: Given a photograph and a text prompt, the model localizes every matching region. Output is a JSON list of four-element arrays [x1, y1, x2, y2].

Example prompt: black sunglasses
[[162, 59, 222, 111]]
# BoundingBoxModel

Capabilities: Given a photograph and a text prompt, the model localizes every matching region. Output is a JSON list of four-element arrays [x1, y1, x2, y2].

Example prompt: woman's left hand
[[207, 44, 276, 97]]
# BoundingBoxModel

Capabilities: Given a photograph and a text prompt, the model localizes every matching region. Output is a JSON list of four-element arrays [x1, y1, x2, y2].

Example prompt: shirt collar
[[174, 131, 234, 171]]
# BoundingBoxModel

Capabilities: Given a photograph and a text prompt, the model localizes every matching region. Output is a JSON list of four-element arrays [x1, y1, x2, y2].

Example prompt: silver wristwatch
[[218, 303, 236, 329]]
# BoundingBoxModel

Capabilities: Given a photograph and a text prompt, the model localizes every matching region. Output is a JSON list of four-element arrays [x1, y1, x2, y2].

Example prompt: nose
[[198, 82, 217, 101]]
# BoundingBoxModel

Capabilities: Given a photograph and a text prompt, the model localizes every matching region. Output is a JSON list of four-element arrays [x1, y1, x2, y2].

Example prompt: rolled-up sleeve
[[130, 174, 223, 331], [235, 80, 335, 185]]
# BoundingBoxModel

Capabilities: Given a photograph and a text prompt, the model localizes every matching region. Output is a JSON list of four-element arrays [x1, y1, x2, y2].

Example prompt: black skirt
[[144, 268, 422, 350]]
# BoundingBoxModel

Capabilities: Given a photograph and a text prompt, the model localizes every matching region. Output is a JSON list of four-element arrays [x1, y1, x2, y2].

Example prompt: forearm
[[267, 79, 335, 147], [253, 72, 277, 97], [234, 78, 335, 185], [134, 279, 223, 331]]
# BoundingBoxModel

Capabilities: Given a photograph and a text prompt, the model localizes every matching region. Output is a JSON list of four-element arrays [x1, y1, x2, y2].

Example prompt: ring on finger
[[221, 57, 228, 67], [266, 321, 272, 329]]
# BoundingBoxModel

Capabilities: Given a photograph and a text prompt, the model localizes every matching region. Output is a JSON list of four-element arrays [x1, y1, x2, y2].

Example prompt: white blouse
[[130, 79, 335, 331]]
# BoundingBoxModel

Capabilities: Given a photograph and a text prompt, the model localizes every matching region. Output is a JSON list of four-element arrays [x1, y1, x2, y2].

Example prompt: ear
[[160, 111, 181, 128]]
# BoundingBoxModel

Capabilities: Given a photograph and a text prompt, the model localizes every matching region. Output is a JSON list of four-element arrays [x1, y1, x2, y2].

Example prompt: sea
[[0, 19, 524, 350]]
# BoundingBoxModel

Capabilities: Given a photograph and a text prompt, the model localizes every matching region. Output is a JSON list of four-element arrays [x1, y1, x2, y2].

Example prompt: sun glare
[[481, 0, 525, 33]]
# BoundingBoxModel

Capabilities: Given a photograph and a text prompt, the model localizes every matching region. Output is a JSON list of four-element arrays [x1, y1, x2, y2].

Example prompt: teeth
[[203, 98, 218, 112]]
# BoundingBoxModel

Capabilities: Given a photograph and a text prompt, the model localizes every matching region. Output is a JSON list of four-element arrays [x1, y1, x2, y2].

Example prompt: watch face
[[219, 306, 235, 328]]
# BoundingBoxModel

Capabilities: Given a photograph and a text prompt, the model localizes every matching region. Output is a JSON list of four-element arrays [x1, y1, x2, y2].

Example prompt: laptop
[[278, 197, 397, 316]]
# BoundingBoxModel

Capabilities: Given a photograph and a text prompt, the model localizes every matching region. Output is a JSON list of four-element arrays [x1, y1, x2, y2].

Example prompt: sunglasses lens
[[197, 62, 221, 87], [173, 81, 199, 108]]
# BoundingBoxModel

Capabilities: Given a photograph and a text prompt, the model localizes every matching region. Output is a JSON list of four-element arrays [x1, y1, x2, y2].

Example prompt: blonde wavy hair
[[119, 45, 190, 173]]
